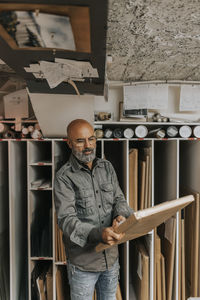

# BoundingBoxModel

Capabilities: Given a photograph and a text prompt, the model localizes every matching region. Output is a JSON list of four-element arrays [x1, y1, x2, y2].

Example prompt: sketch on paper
[[0, 11, 76, 50]]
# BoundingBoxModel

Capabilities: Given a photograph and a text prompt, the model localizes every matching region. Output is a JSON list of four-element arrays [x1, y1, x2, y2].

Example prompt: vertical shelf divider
[[124, 139, 129, 300], [101, 139, 104, 159], [8, 141, 12, 300], [175, 139, 180, 300], [52, 140, 56, 300], [0, 141, 9, 300], [9, 141, 28, 300], [27, 140, 31, 300], [150, 139, 155, 300]]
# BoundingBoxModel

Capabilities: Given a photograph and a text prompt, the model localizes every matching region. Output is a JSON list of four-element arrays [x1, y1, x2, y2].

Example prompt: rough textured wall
[[106, 0, 200, 81]]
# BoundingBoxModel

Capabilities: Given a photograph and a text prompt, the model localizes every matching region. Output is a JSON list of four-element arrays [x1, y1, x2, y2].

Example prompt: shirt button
[[102, 221, 104, 224], [96, 190, 98, 194], [99, 205, 101, 208]]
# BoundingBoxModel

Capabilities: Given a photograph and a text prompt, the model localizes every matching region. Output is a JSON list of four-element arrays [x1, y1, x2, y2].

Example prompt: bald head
[[66, 119, 96, 165], [67, 119, 94, 139]]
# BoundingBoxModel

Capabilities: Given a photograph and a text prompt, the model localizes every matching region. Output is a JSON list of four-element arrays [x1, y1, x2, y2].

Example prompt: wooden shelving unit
[[0, 135, 199, 299]]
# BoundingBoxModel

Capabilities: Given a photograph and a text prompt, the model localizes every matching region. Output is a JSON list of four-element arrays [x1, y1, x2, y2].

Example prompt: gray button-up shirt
[[54, 154, 133, 272]]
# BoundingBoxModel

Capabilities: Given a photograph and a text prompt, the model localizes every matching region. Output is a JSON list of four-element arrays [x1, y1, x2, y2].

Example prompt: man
[[54, 119, 133, 300]]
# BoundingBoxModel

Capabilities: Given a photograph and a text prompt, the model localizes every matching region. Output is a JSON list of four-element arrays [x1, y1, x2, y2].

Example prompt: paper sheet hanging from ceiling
[[180, 85, 200, 111], [123, 84, 168, 110], [27, 89, 94, 137], [4, 89, 28, 118]]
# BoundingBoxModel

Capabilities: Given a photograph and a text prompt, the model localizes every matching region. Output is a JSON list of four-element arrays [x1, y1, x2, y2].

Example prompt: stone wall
[[106, 0, 200, 81]]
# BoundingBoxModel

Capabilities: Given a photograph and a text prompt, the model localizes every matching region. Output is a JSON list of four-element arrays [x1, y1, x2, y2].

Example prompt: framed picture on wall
[[0, 3, 91, 52]]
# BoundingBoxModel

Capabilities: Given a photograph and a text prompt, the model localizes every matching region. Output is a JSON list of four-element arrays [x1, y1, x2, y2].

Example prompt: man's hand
[[102, 227, 124, 245], [112, 215, 126, 231]]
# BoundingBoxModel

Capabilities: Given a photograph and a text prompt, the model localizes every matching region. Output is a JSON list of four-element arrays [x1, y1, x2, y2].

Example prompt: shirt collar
[[69, 153, 104, 172]]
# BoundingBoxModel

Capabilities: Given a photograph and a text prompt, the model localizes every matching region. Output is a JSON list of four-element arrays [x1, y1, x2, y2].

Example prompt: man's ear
[[67, 139, 72, 149]]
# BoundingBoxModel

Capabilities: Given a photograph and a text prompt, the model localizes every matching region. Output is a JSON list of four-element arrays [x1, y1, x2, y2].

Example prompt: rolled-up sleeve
[[109, 163, 134, 219], [54, 174, 95, 247]]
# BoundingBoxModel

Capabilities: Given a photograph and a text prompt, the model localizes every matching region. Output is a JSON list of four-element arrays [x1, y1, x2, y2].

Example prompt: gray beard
[[72, 147, 96, 163]]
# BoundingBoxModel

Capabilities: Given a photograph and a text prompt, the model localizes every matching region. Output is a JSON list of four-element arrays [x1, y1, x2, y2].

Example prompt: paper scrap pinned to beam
[[96, 195, 194, 252], [55, 58, 99, 78], [24, 59, 99, 89]]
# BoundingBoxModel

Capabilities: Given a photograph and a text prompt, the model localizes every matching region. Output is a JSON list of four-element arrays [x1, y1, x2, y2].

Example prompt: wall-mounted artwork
[[0, 4, 91, 53], [0, 11, 76, 50]]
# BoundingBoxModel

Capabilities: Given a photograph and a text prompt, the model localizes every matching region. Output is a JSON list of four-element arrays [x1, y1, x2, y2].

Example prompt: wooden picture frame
[[0, 3, 91, 53]]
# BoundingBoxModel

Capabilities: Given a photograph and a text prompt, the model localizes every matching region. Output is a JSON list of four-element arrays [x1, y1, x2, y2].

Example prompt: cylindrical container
[[22, 127, 29, 135], [123, 128, 134, 138], [135, 125, 148, 138], [31, 129, 42, 139], [156, 129, 166, 138], [148, 128, 166, 138], [104, 128, 113, 138], [28, 125, 34, 133], [179, 125, 192, 138], [94, 129, 104, 139], [0, 123, 9, 133], [21, 127, 29, 138], [34, 123, 41, 131], [166, 126, 178, 138], [113, 128, 123, 138], [152, 113, 161, 122], [162, 117, 169, 122], [3, 130, 16, 139], [157, 117, 163, 122], [193, 125, 200, 138]]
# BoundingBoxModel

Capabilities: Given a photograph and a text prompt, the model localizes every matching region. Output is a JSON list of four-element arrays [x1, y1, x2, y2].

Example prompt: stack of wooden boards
[[56, 267, 70, 300], [55, 214, 66, 263], [128, 192, 200, 300], [31, 262, 53, 300], [129, 147, 152, 211], [180, 189, 200, 299]]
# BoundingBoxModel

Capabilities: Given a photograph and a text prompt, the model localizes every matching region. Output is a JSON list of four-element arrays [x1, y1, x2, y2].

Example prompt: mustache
[[82, 147, 94, 153]]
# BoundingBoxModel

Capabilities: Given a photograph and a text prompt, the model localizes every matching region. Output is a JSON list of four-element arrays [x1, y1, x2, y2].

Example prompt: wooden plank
[[56, 268, 65, 300], [161, 254, 166, 300], [129, 148, 138, 211], [181, 219, 185, 300], [154, 232, 157, 300], [182, 189, 199, 297], [134, 240, 149, 300], [116, 282, 123, 300], [162, 217, 176, 300], [147, 147, 152, 208], [139, 160, 146, 210], [155, 235, 162, 300], [192, 193, 199, 295], [144, 154, 149, 209], [178, 213, 181, 300]]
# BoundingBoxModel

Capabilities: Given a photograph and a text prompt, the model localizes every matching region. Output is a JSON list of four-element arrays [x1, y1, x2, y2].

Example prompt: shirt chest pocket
[[100, 183, 114, 211], [76, 189, 94, 217]]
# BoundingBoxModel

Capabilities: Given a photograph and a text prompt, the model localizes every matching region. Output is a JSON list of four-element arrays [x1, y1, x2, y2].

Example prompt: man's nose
[[84, 139, 90, 148]]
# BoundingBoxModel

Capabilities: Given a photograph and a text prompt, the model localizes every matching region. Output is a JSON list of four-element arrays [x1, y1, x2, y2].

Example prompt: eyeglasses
[[70, 136, 96, 147]]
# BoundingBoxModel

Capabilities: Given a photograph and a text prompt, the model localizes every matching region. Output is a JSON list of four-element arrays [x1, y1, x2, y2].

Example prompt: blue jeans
[[67, 259, 119, 300]]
